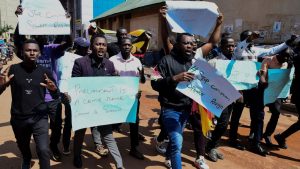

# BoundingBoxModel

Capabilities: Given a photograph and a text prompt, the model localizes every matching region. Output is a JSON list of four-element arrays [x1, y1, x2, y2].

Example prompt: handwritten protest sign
[[67, 77, 139, 131], [166, 1, 219, 38], [176, 59, 241, 117], [18, 0, 70, 35], [56, 52, 81, 92], [214, 60, 261, 90], [264, 68, 294, 105]]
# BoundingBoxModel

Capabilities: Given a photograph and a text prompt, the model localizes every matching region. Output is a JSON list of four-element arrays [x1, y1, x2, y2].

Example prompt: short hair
[[278, 47, 294, 58], [220, 36, 234, 46], [176, 33, 193, 43], [240, 30, 252, 41], [120, 37, 132, 44], [23, 39, 39, 45], [117, 27, 127, 34], [90, 34, 107, 45]]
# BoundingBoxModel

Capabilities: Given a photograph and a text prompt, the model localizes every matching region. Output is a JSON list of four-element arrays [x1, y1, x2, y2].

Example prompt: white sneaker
[[164, 159, 172, 169], [194, 156, 209, 169], [154, 136, 167, 154]]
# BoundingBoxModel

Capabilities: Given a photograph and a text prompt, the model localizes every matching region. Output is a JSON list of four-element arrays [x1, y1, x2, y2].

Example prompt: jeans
[[162, 108, 190, 169], [157, 109, 168, 142], [11, 114, 50, 169]]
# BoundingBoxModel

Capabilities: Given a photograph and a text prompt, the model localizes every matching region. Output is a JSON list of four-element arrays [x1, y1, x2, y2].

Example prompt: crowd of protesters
[[0, 3, 299, 169]]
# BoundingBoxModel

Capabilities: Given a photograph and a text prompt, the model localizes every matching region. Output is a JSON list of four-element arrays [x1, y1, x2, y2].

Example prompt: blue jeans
[[162, 108, 190, 169]]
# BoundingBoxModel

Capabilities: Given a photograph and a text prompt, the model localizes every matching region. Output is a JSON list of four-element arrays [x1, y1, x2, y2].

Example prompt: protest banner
[[56, 52, 81, 92], [67, 77, 139, 131], [166, 1, 219, 38], [176, 59, 241, 117], [214, 60, 261, 90], [264, 68, 294, 105], [18, 0, 71, 35]]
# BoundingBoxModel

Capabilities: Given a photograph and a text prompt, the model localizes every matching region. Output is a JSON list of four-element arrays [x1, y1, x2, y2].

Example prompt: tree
[[0, 24, 13, 36]]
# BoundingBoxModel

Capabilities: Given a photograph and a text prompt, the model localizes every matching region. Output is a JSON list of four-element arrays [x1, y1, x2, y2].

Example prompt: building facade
[[92, 0, 300, 52]]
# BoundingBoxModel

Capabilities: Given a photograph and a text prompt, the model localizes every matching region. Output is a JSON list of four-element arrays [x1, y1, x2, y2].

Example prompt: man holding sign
[[71, 34, 124, 169], [151, 9, 223, 167]]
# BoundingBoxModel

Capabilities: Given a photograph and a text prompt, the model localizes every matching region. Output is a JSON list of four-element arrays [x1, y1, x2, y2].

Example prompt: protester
[[151, 7, 223, 167], [229, 31, 296, 155], [109, 37, 146, 160], [256, 49, 291, 148], [0, 39, 59, 169], [204, 35, 242, 163], [107, 27, 128, 57], [274, 37, 300, 149], [72, 34, 123, 169], [73, 37, 109, 157], [14, 4, 72, 161], [233, 30, 289, 61]]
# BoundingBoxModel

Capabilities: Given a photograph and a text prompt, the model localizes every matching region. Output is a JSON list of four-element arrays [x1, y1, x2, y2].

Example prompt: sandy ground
[[0, 57, 299, 169]]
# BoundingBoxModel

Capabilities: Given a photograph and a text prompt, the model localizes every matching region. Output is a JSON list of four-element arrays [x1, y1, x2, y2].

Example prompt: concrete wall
[[0, 0, 19, 36], [96, 0, 300, 51], [208, 0, 300, 43]]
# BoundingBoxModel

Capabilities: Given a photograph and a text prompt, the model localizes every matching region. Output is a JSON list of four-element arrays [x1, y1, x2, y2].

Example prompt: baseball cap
[[74, 37, 90, 47]]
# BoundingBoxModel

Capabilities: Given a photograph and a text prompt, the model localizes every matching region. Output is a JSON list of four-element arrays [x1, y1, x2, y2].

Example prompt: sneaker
[[62, 147, 71, 156], [154, 136, 167, 154], [50, 144, 62, 162], [194, 156, 209, 169], [274, 134, 288, 149], [95, 145, 109, 157], [21, 161, 31, 169], [164, 159, 172, 169], [215, 149, 224, 160], [206, 148, 218, 162]]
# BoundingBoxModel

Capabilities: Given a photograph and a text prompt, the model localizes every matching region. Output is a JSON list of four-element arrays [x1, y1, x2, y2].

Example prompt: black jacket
[[151, 50, 193, 111]]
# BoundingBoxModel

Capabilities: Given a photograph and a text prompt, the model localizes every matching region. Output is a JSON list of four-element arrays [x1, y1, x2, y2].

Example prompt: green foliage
[[0, 24, 13, 35]]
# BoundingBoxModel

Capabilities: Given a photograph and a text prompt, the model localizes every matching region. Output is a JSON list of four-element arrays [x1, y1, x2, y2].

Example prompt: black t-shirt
[[8, 63, 58, 116], [107, 42, 120, 57]]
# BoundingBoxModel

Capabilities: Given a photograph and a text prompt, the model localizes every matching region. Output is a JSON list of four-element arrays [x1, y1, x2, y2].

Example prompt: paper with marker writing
[[214, 60, 261, 90], [66, 77, 139, 131], [19, 0, 70, 35], [166, 1, 219, 38], [176, 59, 241, 117], [264, 68, 294, 105]]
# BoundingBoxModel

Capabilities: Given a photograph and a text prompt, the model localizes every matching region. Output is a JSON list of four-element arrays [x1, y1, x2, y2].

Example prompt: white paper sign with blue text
[[18, 0, 71, 35], [176, 59, 241, 117], [166, 1, 219, 38], [67, 77, 139, 131]]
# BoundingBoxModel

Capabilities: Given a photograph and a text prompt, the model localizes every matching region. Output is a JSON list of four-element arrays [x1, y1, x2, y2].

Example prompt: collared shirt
[[207, 47, 230, 67], [109, 52, 142, 77], [233, 40, 288, 61], [91, 56, 111, 76]]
